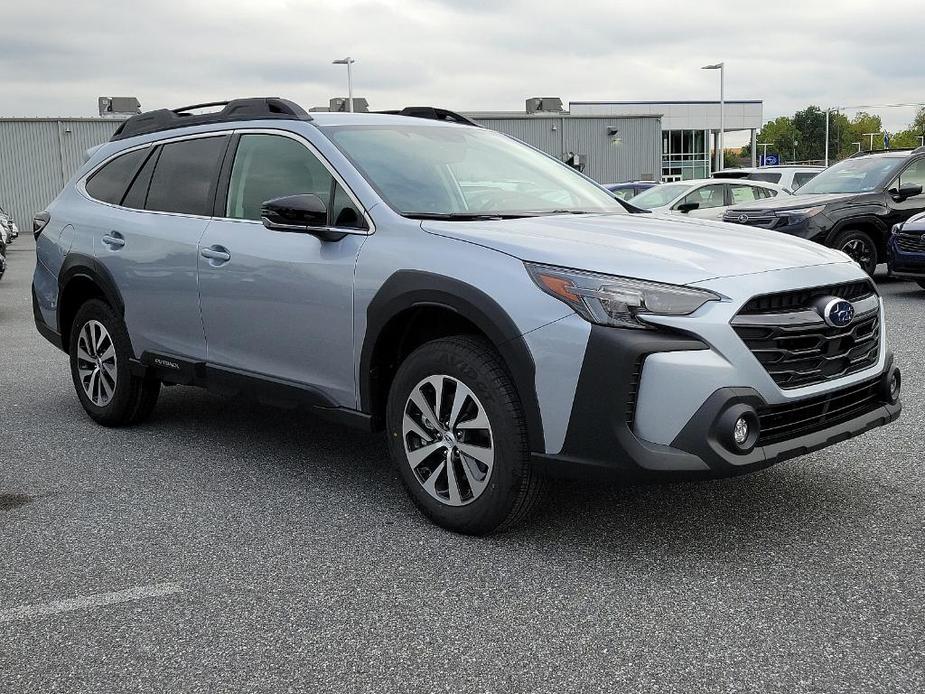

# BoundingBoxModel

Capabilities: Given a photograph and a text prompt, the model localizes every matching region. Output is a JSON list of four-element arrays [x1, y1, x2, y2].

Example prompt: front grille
[[739, 280, 876, 315], [757, 377, 883, 446], [724, 210, 778, 229], [895, 232, 925, 253], [732, 286, 881, 389]]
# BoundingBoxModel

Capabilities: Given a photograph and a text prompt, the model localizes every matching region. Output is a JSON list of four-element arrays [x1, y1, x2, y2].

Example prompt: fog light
[[889, 370, 901, 402], [733, 416, 750, 446]]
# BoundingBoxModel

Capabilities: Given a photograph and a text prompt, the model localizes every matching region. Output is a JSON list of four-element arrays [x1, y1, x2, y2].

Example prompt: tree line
[[739, 106, 925, 165]]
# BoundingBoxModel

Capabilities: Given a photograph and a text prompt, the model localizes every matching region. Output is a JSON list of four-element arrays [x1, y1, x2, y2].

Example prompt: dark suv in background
[[888, 210, 925, 289], [724, 148, 925, 275]]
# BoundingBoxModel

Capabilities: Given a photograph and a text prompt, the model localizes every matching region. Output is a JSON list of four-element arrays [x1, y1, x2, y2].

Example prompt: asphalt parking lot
[[1, 236, 922, 693]]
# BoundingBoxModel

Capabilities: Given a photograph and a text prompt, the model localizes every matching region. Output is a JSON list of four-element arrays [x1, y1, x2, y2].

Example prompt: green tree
[[848, 112, 884, 151], [792, 106, 827, 161], [755, 116, 798, 163]]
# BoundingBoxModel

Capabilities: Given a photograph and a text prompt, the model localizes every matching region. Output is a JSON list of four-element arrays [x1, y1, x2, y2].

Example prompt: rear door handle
[[101, 232, 125, 249], [200, 245, 231, 264]]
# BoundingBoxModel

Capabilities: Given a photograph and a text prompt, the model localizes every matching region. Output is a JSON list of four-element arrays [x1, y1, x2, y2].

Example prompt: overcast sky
[[2, 0, 924, 143]]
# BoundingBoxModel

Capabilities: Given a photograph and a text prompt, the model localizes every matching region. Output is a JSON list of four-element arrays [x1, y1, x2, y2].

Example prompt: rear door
[[674, 183, 727, 219], [197, 130, 370, 407], [88, 134, 229, 360]]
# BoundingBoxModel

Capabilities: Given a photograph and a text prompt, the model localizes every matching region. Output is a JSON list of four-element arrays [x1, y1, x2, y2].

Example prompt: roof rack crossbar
[[376, 106, 481, 127], [849, 147, 917, 158], [110, 97, 311, 142]]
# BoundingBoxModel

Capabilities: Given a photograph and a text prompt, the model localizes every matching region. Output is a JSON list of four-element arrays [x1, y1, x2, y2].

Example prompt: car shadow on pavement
[[142, 385, 872, 558]]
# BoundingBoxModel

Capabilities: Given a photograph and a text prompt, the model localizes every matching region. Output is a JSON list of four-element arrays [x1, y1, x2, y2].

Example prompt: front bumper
[[887, 235, 925, 277], [532, 325, 901, 480]]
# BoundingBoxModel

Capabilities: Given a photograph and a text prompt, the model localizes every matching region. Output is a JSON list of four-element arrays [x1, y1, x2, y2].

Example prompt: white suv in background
[[628, 178, 789, 220], [713, 166, 824, 192]]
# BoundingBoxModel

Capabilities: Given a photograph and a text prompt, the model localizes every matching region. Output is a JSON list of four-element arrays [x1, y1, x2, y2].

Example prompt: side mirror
[[676, 201, 700, 213], [260, 194, 345, 242], [891, 183, 923, 201]]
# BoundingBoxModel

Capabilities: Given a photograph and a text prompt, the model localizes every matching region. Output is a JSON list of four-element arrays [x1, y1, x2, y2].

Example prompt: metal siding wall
[[562, 117, 662, 184], [475, 118, 564, 155], [0, 120, 120, 227], [474, 116, 661, 184]]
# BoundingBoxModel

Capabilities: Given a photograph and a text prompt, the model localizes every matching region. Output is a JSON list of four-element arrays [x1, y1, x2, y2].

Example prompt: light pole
[[862, 132, 881, 151], [852, 141, 862, 153], [332, 57, 356, 112], [702, 62, 724, 171], [824, 107, 834, 167], [918, 135, 924, 147]]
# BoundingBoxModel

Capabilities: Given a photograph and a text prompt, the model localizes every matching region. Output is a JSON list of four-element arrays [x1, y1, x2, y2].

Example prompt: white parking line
[[0, 582, 184, 623]]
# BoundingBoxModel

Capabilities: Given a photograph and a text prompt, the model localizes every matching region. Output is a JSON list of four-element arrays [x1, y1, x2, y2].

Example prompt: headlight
[[525, 262, 722, 329], [782, 205, 825, 221]]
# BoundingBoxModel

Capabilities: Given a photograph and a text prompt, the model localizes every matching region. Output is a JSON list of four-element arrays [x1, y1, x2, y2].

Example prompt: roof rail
[[849, 147, 916, 158], [376, 106, 481, 127], [110, 97, 311, 142]]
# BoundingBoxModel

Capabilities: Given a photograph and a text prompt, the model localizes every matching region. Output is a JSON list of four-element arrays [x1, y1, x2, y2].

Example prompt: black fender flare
[[359, 270, 545, 453], [57, 254, 125, 335], [825, 214, 891, 247]]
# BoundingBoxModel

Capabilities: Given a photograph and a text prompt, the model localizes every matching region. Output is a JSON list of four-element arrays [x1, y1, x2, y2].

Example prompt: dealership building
[[467, 98, 764, 184], [0, 96, 763, 227]]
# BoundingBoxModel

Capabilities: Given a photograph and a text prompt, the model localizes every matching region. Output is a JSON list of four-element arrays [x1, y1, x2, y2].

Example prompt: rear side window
[[121, 149, 159, 210], [792, 172, 818, 189], [729, 184, 761, 204], [145, 136, 228, 216], [85, 148, 148, 204], [748, 172, 782, 184]]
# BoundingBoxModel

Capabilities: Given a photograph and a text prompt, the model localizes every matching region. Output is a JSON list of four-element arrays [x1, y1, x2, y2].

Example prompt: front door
[[197, 131, 369, 407]]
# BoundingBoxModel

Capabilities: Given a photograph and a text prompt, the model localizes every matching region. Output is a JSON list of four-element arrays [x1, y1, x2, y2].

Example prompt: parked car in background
[[628, 178, 788, 220], [713, 166, 824, 192], [603, 181, 658, 200], [32, 98, 901, 535], [723, 148, 925, 275], [0, 252, 6, 280], [887, 210, 925, 289]]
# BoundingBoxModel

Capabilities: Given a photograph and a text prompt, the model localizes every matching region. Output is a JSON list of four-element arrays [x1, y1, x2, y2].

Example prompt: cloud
[[1, 0, 923, 133]]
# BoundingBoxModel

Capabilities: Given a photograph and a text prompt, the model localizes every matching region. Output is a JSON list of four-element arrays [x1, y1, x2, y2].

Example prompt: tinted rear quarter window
[[792, 172, 818, 189], [146, 136, 229, 216], [748, 172, 782, 184], [85, 148, 149, 204]]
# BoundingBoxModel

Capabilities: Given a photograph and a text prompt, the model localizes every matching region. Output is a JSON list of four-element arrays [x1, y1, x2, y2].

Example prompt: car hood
[[421, 213, 849, 285], [728, 192, 859, 212]]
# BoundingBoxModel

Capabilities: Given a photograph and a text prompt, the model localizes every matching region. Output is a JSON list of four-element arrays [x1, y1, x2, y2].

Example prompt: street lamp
[[852, 141, 862, 153], [332, 57, 356, 112], [862, 132, 881, 151], [702, 62, 724, 172], [918, 135, 924, 147]]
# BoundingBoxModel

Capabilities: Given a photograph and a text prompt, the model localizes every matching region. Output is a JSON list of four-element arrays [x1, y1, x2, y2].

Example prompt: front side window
[[324, 124, 625, 217], [893, 159, 925, 196], [678, 184, 725, 210], [86, 148, 149, 205], [146, 136, 228, 216], [226, 134, 336, 221]]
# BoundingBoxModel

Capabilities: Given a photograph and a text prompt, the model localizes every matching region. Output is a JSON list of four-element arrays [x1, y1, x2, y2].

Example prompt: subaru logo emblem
[[737, 214, 749, 223], [821, 298, 855, 328]]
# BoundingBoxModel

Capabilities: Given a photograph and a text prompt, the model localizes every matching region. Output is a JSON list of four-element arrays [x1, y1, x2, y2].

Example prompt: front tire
[[385, 336, 544, 535], [69, 299, 160, 426], [833, 229, 878, 276]]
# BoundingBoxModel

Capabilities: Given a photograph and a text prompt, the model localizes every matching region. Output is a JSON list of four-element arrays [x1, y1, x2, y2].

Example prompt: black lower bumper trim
[[32, 285, 64, 351]]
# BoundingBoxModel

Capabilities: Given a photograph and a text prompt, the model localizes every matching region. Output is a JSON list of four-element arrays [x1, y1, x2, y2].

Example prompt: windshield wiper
[[402, 212, 533, 220]]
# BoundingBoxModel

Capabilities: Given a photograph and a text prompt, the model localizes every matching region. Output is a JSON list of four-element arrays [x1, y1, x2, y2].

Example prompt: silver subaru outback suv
[[32, 98, 901, 534]]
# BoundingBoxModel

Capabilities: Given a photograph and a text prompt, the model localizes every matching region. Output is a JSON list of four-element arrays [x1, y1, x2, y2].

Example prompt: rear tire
[[385, 336, 545, 535], [69, 299, 160, 426], [833, 229, 878, 276]]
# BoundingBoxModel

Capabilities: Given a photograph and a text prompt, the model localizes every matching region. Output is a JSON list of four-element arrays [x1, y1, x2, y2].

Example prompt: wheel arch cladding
[[360, 270, 545, 452], [57, 254, 125, 348], [828, 216, 890, 254]]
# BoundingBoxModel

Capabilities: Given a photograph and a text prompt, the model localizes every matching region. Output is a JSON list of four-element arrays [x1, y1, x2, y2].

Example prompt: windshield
[[628, 183, 692, 209], [323, 124, 625, 217], [797, 157, 903, 194]]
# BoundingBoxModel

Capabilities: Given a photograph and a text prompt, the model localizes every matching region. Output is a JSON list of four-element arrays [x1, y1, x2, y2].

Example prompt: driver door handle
[[200, 245, 231, 264]]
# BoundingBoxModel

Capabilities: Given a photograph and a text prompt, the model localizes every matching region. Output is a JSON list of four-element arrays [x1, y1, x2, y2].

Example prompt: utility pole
[[332, 57, 356, 112]]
